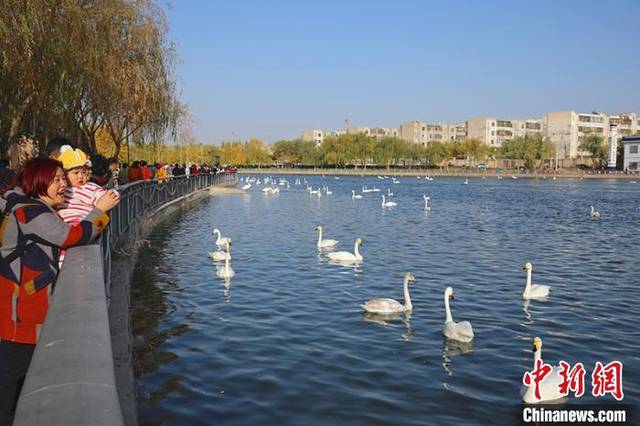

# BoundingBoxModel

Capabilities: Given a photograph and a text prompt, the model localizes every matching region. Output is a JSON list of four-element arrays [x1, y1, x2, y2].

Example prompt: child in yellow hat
[[56, 145, 115, 265]]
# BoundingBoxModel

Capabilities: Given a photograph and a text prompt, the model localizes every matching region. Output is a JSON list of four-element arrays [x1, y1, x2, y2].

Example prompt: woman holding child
[[0, 155, 119, 424]]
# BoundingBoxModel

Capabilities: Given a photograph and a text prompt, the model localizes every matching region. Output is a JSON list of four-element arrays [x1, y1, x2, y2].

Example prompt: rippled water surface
[[132, 175, 639, 425]]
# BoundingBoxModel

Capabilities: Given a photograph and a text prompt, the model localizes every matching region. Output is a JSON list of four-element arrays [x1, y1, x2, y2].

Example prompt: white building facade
[[622, 136, 640, 172]]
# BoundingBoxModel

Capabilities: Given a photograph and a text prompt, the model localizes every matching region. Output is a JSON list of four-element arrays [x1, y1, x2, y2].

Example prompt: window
[[491, 131, 495, 135], [629, 162, 638, 170], [630, 145, 639, 154], [491, 122, 495, 127]]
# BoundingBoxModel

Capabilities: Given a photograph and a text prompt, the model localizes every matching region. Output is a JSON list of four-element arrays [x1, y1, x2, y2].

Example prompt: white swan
[[216, 241, 235, 279], [387, 188, 393, 197], [327, 238, 363, 262], [423, 194, 431, 211], [442, 287, 474, 343], [522, 262, 550, 300], [241, 183, 251, 190], [212, 228, 231, 246], [520, 337, 565, 404], [362, 272, 415, 314], [590, 206, 600, 218], [351, 190, 362, 199], [316, 226, 339, 249], [208, 237, 231, 261], [382, 194, 397, 208], [463, 178, 469, 185]]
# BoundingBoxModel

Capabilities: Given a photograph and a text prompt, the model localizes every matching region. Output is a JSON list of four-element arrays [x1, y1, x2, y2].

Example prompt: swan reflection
[[327, 258, 364, 271], [362, 311, 413, 341], [522, 299, 532, 323], [441, 338, 474, 376], [221, 278, 232, 303]]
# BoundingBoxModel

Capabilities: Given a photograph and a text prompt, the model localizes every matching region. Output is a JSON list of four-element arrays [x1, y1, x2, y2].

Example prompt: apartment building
[[446, 123, 467, 142], [346, 126, 371, 136], [369, 127, 398, 139], [398, 121, 453, 145], [301, 129, 324, 146], [543, 111, 640, 160], [399, 121, 428, 145], [467, 117, 541, 147], [302, 110, 639, 159]]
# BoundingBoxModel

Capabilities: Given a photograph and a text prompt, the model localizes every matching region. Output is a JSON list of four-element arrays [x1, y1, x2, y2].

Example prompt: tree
[[0, 0, 181, 157], [579, 134, 607, 167], [244, 139, 271, 166]]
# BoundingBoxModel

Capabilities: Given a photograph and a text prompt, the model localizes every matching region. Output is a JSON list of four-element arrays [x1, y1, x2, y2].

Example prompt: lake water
[[131, 175, 639, 425]]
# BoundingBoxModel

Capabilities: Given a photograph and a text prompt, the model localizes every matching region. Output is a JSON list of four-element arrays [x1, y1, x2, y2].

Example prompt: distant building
[[622, 136, 640, 172], [369, 127, 398, 139], [544, 111, 640, 160], [399, 121, 428, 145], [346, 126, 370, 136], [446, 123, 467, 142], [399, 121, 449, 145], [302, 110, 640, 159], [301, 129, 324, 146], [467, 117, 540, 147]]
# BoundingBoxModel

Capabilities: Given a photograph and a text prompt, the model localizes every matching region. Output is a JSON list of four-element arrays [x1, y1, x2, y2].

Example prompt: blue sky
[[166, 0, 640, 144]]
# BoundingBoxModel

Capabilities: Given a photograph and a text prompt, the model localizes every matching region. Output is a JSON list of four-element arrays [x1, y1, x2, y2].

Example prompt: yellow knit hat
[[57, 145, 92, 170]]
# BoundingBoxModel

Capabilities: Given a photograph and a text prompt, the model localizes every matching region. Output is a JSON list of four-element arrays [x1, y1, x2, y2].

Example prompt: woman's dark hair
[[19, 158, 64, 198]]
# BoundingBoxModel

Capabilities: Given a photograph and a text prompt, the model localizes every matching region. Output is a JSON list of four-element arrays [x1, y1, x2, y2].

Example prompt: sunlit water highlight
[[132, 175, 639, 425]]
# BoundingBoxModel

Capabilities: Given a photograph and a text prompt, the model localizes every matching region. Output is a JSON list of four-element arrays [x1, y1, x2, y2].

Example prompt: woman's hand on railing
[[96, 189, 121, 213]]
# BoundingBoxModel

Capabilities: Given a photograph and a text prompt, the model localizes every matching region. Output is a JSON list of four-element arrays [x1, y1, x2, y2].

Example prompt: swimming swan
[[216, 240, 235, 279], [316, 226, 339, 249], [208, 237, 231, 261], [522, 262, 550, 300], [590, 206, 600, 218], [327, 238, 363, 262], [520, 337, 565, 404], [352, 190, 362, 199], [382, 194, 397, 208], [212, 228, 231, 246], [442, 287, 474, 343], [362, 272, 415, 314]]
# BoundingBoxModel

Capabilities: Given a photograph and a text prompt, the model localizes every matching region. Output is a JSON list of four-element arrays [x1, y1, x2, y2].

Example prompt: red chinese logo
[[558, 361, 585, 397], [523, 359, 552, 401], [592, 361, 624, 400]]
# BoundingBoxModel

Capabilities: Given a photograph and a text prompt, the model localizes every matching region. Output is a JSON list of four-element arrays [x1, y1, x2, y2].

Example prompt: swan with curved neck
[[520, 337, 565, 403], [208, 238, 231, 261], [442, 287, 474, 342], [316, 226, 339, 249], [523, 262, 550, 299], [362, 272, 415, 314], [423, 194, 431, 211], [216, 240, 235, 279], [382, 194, 397, 208], [590, 206, 600, 218], [327, 238, 363, 262], [352, 190, 362, 199], [212, 228, 231, 246]]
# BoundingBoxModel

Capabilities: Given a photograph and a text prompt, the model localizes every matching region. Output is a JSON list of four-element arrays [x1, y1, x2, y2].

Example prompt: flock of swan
[[215, 174, 607, 404]]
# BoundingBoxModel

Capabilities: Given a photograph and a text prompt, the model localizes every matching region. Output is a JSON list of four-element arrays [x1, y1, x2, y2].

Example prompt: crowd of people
[[0, 135, 233, 424]]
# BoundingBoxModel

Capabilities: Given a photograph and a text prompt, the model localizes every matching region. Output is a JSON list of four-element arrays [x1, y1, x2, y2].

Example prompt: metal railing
[[101, 173, 236, 300], [15, 172, 236, 426]]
